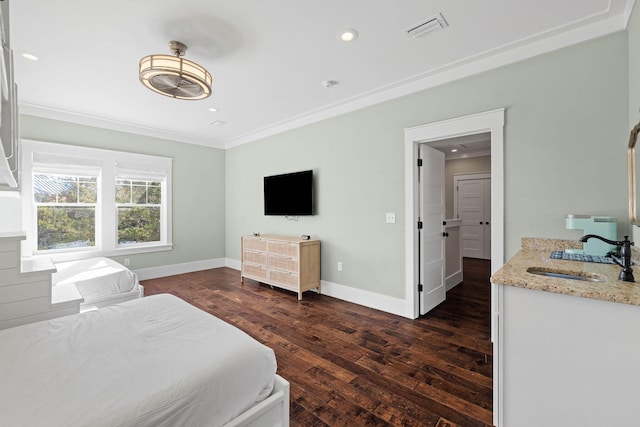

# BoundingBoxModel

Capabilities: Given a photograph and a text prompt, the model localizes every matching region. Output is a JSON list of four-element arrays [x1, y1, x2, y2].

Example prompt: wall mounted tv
[[264, 170, 313, 216]]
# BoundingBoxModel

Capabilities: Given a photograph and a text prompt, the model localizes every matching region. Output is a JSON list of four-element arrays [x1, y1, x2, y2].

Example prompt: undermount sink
[[526, 267, 605, 282]]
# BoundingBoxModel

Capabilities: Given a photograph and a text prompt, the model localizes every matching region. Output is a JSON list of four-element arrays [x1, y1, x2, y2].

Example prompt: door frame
[[403, 108, 505, 319]]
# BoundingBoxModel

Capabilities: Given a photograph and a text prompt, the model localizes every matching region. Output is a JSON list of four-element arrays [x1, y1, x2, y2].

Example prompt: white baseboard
[[137, 258, 414, 318], [320, 280, 412, 318], [225, 258, 241, 270], [134, 258, 227, 281], [446, 271, 463, 291]]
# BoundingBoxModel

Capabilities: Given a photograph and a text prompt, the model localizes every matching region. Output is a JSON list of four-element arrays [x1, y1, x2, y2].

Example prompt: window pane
[[37, 206, 96, 250], [78, 180, 98, 203], [118, 206, 161, 244], [58, 179, 78, 203], [131, 184, 147, 204], [115, 182, 131, 204], [147, 184, 161, 204]]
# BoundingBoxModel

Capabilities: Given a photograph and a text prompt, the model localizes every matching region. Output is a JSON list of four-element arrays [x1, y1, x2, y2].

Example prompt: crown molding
[[19, 104, 226, 149], [225, 10, 628, 149]]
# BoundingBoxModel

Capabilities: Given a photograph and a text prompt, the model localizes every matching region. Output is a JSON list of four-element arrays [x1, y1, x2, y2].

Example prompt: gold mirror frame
[[629, 120, 640, 225]]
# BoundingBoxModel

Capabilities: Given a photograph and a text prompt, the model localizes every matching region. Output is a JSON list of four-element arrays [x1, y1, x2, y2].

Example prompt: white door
[[458, 177, 491, 259], [419, 145, 445, 315]]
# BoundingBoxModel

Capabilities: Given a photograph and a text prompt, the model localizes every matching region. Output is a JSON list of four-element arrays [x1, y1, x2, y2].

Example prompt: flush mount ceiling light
[[139, 41, 212, 100]]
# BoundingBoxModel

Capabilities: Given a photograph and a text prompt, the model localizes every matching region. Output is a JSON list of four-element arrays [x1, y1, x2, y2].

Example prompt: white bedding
[[53, 257, 138, 301], [0, 294, 277, 427]]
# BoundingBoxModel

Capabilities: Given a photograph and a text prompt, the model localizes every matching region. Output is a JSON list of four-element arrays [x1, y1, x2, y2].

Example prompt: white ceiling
[[10, 0, 634, 149], [430, 133, 491, 160]]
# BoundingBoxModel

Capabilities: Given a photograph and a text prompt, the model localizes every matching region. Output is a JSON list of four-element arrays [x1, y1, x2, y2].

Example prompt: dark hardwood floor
[[141, 258, 493, 427]]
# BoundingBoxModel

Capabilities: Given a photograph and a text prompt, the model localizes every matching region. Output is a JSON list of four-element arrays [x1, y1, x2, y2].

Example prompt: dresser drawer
[[243, 250, 267, 265], [243, 237, 267, 251], [268, 255, 298, 272], [268, 241, 298, 257], [243, 263, 268, 281], [269, 269, 299, 287]]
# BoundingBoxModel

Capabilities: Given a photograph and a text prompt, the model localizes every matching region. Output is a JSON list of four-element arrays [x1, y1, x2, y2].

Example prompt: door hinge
[[417, 158, 423, 167], [417, 221, 423, 229], [418, 283, 424, 292]]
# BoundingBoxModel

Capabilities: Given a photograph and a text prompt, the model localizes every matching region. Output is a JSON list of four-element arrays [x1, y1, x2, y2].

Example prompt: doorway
[[404, 109, 504, 319]]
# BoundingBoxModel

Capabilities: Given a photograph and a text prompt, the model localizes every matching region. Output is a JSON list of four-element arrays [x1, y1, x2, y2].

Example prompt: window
[[34, 173, 98, 250], [116, 179, 161, 245], [22, 140, 172, 260]]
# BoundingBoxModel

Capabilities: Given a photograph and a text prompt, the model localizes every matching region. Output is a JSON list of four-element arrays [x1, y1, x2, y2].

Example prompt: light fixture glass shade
[[139, 53, 212, 100]]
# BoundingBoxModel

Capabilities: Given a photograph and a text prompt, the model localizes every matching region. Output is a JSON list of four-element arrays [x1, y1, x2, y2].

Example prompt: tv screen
[[264, 170, 313, 216]]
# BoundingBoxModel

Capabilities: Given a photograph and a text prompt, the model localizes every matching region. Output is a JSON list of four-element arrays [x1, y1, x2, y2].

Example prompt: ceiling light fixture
[[208, 107, 219, 112], [139, 41, 212, 100], [338, 29, 359, 42]]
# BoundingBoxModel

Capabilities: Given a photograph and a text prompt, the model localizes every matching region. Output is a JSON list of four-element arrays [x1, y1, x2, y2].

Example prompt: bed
[[52, 257, 144, 311], [0, 294, 290, 427]]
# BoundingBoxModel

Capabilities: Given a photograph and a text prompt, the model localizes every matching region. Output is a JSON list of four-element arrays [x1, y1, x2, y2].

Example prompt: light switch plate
[[386, 212, 396, 224]]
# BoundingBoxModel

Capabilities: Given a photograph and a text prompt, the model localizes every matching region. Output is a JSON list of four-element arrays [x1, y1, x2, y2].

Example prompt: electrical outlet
[[124, 258, 130, 266], [337, 261, 343, 272]]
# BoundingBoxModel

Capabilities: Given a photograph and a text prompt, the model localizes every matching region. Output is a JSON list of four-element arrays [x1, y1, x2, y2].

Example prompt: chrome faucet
[[579, 234, 635, 282]]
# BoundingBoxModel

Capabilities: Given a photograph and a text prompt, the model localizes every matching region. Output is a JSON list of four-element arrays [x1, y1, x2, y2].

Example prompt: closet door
[[458, 177, 491, 259]]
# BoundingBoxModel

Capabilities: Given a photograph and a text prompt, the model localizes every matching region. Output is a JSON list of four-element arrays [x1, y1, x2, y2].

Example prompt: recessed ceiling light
[[451, 148, 458, 153], [22, 52, 39, 61], [210, 120, 226, 127], [338, 29, 359, 42], [208, 107, 218, 113]]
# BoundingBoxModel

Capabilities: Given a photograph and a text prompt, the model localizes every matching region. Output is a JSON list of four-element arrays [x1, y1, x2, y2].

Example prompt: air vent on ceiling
[[404, 13, 449, 39]]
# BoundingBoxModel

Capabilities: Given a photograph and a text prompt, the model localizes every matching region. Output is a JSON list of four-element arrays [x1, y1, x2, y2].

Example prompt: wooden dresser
[[241, 235, 320, 300]]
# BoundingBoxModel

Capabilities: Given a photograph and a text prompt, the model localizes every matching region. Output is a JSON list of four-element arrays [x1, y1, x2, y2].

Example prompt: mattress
[[52, 257, 138, 301], [0, 294, 277, 427]]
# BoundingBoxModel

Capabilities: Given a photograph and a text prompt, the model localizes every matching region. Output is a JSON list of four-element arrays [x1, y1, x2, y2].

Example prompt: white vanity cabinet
[[494, 283, 640, 427]]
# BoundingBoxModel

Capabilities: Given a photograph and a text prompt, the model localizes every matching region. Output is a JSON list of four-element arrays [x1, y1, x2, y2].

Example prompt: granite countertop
[[491, 238, 640, 307]]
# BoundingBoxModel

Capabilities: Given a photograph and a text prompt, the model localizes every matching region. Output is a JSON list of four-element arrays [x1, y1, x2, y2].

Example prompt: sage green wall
[[226, 32, 628, 299], [444, 156, 491, 219], [20, 116, 226, 270]]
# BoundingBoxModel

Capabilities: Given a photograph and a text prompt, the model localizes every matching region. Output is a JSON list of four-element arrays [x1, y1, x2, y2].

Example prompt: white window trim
[[21, 139, 173, 263]]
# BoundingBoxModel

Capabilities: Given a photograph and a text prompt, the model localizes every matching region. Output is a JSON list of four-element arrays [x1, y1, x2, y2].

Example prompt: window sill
[[29, 244, 173, 264]]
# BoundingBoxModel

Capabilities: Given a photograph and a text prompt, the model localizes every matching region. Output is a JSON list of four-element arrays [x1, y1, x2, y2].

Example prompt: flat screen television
[[264, 170, 313, 216]]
